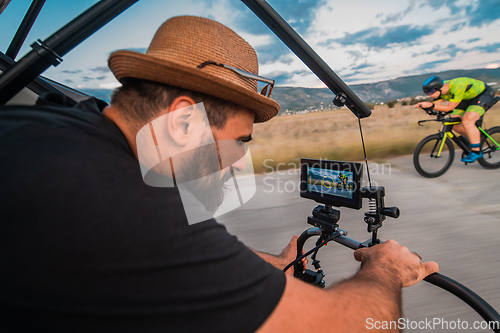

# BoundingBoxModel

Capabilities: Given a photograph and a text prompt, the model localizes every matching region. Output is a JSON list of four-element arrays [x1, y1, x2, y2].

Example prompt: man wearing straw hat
[[0, 15, 437, 332]]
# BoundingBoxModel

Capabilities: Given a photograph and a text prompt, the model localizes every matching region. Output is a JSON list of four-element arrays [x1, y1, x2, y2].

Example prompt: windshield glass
[[1, 0, 499, 102]]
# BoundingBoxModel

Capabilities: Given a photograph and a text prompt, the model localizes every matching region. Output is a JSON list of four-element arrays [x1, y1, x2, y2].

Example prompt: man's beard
[[175, 143, 233, 214]]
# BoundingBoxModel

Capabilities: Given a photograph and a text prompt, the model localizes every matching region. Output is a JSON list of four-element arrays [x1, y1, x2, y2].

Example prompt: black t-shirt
[[0, 99, 285, 333]]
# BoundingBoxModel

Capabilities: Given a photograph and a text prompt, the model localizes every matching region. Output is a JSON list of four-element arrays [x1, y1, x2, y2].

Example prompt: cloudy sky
[[1, 0, 499, 90]]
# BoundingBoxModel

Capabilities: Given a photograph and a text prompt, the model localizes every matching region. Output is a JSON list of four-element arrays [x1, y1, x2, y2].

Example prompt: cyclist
[[338, 173, 348, 187], [0, 16, 438, 332], [416, 76, 495, 163]]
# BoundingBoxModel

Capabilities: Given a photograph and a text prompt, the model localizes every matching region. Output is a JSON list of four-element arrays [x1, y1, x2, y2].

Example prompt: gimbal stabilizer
[[291, 186, 399, 287]]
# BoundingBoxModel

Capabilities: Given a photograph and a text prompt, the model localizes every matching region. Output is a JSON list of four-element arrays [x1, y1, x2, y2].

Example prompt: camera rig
[[291, 186, 399, 287], [283, 158, 500, 330]]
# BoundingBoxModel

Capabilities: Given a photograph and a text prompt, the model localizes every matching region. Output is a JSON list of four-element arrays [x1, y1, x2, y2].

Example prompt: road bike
[[335, 177, 352, 191], [336, 182, 352, 190], [413, 97, 500, 178]]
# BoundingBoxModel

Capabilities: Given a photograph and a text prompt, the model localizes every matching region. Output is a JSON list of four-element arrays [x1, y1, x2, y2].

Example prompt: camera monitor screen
[[300, 159, 363, 209]]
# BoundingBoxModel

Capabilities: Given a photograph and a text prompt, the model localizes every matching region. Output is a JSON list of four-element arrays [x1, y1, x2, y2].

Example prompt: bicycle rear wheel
[[478, 126, 500, 169], [413, 134, 455, 178]]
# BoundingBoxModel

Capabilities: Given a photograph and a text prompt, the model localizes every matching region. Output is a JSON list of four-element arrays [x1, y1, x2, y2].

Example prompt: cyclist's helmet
[[422, 76, 443, 95]]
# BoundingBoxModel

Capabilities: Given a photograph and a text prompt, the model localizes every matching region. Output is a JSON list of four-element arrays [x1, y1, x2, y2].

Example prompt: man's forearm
[[434, 104, 452, 112], [253, 245, 402, 324], [251, 249, 286, 270], [434, 100, 458, 112], [327, 264, 402, 329], [256, 240, 437, 333], [258, 265, 403, 333]]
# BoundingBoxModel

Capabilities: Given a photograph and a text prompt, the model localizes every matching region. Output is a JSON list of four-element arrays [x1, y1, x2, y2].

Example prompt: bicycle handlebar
[[417, 110, 454, 126], [295, 230, 500, 332], [422, 106, 438, 115]]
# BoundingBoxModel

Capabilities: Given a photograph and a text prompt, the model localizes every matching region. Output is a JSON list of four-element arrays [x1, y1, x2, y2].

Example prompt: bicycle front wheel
[[413, 134, 455, 178], [478, 126, 500, 169]]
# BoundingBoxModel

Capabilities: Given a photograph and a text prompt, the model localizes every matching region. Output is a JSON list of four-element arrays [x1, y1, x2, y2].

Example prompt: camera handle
[[288, 186, 500, 331], [292, 186, 399, 284]]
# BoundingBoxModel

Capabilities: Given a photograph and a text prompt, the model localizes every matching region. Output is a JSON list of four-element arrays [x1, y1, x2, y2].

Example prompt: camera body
[[300, 159, 363, 209]]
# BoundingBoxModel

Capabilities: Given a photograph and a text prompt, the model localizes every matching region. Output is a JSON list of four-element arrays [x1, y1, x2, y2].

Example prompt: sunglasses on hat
[[197, 61, 275, 98]]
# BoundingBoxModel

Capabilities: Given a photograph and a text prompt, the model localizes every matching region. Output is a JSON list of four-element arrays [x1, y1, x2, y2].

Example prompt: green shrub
[[387, 100, 397, 108], [401, 100, 408, 106]]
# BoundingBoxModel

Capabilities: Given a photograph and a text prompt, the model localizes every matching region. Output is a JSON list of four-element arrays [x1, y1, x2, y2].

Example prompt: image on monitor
[[307, 167, 354, 199]]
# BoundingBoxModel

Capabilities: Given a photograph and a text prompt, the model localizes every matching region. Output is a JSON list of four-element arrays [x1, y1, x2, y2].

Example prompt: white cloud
[[238, 33, 273, 47], [29, 0, 500, 89], [99, 82, 121, 89]]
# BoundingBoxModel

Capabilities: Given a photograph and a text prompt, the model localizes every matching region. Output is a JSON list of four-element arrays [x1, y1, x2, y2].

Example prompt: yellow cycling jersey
[[441, 77, 485, 103]]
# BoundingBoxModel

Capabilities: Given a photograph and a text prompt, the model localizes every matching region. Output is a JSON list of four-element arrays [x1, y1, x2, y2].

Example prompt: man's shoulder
[[0, 100, 131, 154], [0, 103, 96, 137], [447, 78, 469, 96], [0, 101, 145, 220], [448, 77, 485, 100], [449, 77, 483, 87], [449, 77, 467, 87]]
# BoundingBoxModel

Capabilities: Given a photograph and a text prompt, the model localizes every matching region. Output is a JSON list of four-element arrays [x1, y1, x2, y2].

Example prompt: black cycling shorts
[[452, 85, 495, 116]]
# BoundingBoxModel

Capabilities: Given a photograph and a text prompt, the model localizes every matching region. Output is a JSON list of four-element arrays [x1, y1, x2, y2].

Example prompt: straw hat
[[108, 16, 279, 123]]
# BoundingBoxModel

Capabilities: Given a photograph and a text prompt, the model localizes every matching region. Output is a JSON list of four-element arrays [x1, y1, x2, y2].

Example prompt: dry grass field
[[249, 102, 500, 173]]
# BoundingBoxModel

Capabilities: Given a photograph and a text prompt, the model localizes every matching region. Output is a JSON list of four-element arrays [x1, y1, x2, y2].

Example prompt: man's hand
[[279, 235, 307, 275], [250, 235, 307, 275], [257, 239, 439, 332], [415, 101, 434, 109], [354, 239, 439, 288]]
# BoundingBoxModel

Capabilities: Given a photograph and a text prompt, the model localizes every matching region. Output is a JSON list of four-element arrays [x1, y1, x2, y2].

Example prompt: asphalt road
[[217, 153, 500, 333]]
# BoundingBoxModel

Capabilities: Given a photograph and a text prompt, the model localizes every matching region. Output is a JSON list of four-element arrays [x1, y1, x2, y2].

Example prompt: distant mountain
[[352, 68, 500, 103], [272, 68, 500, 113], [81, 68, 500, 113]]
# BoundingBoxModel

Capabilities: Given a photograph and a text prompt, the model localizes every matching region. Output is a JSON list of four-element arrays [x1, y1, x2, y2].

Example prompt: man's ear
[[167, 96, 199, 147]]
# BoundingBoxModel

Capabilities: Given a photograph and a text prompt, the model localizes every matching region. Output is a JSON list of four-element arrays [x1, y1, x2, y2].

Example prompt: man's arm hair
[[252, 249, 286, 270], [256, 240, 439, 333], [249, 235, 304, 272], [257, 268, 401, 332]]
